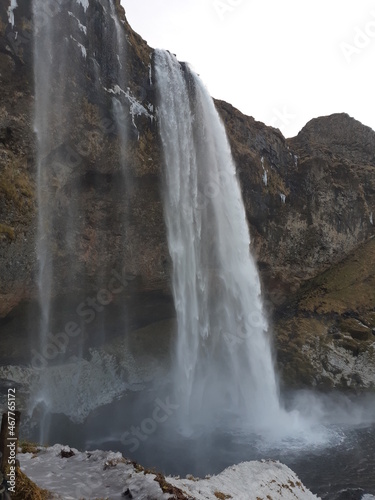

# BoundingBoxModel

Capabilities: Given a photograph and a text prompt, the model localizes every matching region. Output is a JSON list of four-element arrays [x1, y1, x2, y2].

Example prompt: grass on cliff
[[0, 156, 34, 214], [275, 316, 328, 386], [275, 236, 375, 388], [0, 223, 15, 240], [296, 236, 375, 317], [0, 155, 34, 242]]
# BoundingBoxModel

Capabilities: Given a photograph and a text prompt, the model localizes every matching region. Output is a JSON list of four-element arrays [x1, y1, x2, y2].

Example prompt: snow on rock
[[169, 460, 320, 500], [261, 156, 268, 186], [76, 0, 89, 11], [70, 35, 87, 58], [20, 445, 171, 500], [68, 11, 87, 35], [7, 0, 18, 28], [0, 338, 168, 423], [104, 84, 153, 137], [303, 337, 375, 390], [0, 364, 35, 408], [27, 351, 129, 423], [0, 364, 34, 385], [19, 446, 319, 500]]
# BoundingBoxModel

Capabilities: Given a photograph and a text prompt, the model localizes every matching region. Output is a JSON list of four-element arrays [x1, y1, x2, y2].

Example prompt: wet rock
[[60, 447, 75, 459]]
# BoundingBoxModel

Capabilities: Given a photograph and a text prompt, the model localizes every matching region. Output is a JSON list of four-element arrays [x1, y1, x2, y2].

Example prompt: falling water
[[154, 50, 283, 434], [31, 0, 130, 435], [33, 0, 73, 439], [108, 1, 130, 196], [33, 0, 76, 372]]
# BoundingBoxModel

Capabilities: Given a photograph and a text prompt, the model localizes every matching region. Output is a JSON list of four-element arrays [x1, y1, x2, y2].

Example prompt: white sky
[[122, 0, 375, 138]]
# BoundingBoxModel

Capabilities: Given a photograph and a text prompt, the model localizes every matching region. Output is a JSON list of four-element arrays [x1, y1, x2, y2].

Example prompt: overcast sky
[[123, 0, 375, 138]]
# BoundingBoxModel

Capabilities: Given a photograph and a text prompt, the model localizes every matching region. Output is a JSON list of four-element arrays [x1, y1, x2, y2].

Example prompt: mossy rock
[[296, 238, 375, 315], [0, 223, 15, 240], [0, 156, 35, 217]]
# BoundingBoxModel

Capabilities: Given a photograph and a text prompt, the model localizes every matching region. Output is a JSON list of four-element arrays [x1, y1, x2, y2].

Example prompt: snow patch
[[294, 154, 299, 167], [68, 11, 87, 35], [354, 319, 370, 329], [76, 0, 89, 11], [0, 365, 35, 408], [370, 212, 373, 225], [306, 338, 375, 390], [280, 193, 286, 204], [104, 84, 153, 138], [70, 35, 87, 58], [1, 333, 168, 422], [7, 0, 18, 28], [20, 446, 170, 500], [262, 170, 268, 185], [27, 351, 129, 423], [261, 156, 268, 186], [169, 460, 320, 499], [20, 447, 319, 500]]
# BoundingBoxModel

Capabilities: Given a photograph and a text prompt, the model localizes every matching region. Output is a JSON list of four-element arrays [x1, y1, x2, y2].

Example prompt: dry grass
[[153, 473, 189, 499], [11, 467, 51, 500], [0, 157, 34, 214], [0, 223, 15, 240], [19, 441, 40, 455], [297, 237, 375, 315], [214, 492, 233, 499], [275, 237, 375, 388]]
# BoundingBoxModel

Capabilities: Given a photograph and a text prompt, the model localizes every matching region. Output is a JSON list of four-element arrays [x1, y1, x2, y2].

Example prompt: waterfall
[[155, 50, 283, 433], [33, 0, 75, 385], [31, 0, 129, 432]]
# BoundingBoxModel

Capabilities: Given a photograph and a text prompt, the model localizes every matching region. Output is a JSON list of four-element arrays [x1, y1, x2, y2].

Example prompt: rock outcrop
[[275, 236, 375, 390], [0, 0, 374, 389]]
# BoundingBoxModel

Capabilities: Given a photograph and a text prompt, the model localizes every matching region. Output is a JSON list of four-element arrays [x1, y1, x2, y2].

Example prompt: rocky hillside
[[275, 236, 375, 390], [0, 0, 374, 389], [216, 103, 375, 389]]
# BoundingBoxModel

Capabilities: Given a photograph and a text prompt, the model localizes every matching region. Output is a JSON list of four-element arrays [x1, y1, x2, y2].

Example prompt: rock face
[[0, 0, 171, 338], [216, 103, 375, 389], [275, 237, 375, 390], [0, 0, 374, 389], [217, 102, 375, 302], [0, 0, 35, 316]]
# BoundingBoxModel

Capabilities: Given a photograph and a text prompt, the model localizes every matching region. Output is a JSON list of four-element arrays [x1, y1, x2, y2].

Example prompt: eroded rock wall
[[0, 0, 374, 389]]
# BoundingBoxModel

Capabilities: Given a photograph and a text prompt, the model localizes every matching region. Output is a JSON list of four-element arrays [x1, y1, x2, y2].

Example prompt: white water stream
[[155, 49, 287, 434]]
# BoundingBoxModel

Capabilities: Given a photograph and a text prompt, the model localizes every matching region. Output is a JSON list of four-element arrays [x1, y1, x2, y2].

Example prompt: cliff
[[217, 102, 375, 302], [216, 103, 375, 388], [0, 0, 374, 390]]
